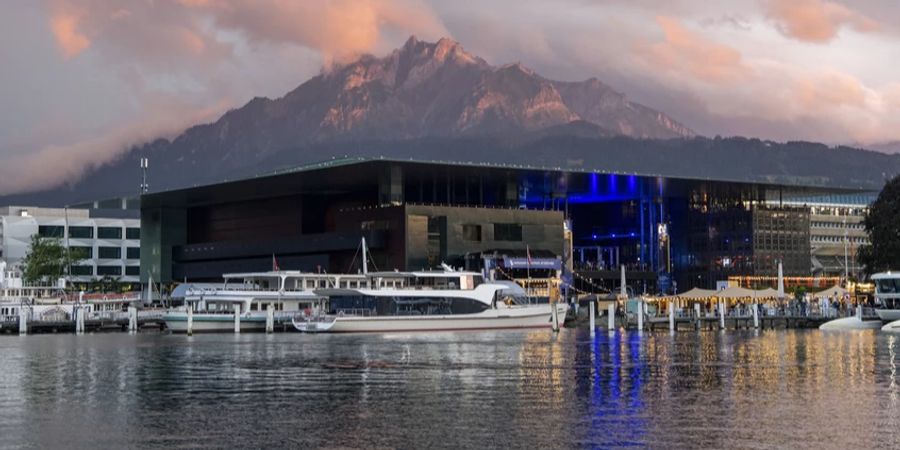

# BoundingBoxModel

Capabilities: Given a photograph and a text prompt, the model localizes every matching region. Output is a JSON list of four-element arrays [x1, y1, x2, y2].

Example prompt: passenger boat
[[873, 272, 900, 322], [164, 271, 366, 333], [291, 269, 568, 333]]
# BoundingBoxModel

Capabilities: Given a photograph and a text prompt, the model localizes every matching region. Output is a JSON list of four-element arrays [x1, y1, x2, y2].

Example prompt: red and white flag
[[272, 254, 280, 271]]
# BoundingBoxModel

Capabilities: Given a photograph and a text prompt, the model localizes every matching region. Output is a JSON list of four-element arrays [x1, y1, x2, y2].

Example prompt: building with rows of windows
[[0, 205, 141, 284]]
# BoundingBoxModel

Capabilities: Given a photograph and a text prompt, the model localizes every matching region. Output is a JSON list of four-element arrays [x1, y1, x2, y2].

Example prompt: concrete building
[[140, 157, 876, 293], [0, 206, 141, 283]]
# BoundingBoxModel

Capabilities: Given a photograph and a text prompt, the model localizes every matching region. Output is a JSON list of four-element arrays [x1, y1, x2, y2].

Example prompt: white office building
[[0, 206, 141, 283]]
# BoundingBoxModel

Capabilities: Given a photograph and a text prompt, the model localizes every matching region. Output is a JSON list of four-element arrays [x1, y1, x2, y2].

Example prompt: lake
[[0, 329, 897, 449]]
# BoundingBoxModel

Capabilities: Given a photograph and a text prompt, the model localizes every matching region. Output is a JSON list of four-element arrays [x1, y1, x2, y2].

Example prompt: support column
[[266, 304, 274, 334], [753, 302, 759, 329], [551, 302, 560, 333]]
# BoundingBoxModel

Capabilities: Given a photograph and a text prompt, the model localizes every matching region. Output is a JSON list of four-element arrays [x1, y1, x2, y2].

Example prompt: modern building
[[0, 206, 141, 284], [140, 157, 876, 293], [779, 193, 874, 279]]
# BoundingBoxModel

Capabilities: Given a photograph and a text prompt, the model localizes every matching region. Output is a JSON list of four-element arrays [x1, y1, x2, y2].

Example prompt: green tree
[[21, 235, 86, 284], [859, 174, 900, 275]]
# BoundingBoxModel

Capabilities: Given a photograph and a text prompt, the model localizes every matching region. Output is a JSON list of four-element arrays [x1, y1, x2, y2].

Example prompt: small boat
[[881, 319, 900, 332], [164, 271, 365, 333], [292, 269, 568, 333]]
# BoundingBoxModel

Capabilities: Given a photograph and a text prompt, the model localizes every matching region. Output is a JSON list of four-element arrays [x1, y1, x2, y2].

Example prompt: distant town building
[[0, 206, 141, 284]]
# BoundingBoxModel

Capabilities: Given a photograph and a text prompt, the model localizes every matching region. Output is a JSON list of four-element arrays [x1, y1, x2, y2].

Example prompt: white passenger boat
[[873, 272, 900, 322], [291, 269, 568, 333], [164, 271, 366, 333]]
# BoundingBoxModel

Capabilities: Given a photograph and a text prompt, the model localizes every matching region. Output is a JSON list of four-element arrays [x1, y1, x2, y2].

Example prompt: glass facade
[[98, 227, 122, 239]]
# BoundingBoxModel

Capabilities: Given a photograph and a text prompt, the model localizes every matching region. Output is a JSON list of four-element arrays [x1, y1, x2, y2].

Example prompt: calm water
[[0, 329, 898, 449]]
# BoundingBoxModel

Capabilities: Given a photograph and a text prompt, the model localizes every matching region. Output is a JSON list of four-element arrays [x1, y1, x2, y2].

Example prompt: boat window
[[878, 279, 900, 294]]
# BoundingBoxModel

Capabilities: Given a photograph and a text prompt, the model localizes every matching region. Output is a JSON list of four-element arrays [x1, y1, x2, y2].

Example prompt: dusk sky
[[2, 0, 900, 194]]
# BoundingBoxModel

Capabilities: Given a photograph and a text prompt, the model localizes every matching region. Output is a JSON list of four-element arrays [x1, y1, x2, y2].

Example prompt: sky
[[1, 0, 900, 195]]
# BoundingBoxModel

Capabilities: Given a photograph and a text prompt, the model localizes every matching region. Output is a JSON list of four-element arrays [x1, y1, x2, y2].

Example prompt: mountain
[[154, 36, 692, 177], [13, 37, 897, 205]]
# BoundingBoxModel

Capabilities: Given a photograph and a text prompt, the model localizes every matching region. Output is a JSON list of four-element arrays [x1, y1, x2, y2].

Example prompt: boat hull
[[876, 309, 900, 321], [819, 317, 883, 331], [299, 303, 568, 333], [164, 314, 267, 333]]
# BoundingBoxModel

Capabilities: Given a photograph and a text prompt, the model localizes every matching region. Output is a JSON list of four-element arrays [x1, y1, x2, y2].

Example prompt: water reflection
[[0, 330, 898, 448]]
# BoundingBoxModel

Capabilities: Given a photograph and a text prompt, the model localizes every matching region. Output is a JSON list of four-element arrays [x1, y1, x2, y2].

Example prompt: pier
[[0, 310, 166, 334]]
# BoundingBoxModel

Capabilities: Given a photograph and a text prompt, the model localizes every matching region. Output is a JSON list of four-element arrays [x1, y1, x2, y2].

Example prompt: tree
[[21, 235, 86, 284], [859, 174, 900, 275]]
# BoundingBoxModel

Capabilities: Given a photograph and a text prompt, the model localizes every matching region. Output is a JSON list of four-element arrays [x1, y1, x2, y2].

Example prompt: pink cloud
[[641, 16, 750, 84], [49, 12, 89, 58], [764, 0, 880, 43]]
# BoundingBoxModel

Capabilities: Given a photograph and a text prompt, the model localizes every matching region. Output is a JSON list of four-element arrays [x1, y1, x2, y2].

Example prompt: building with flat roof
[[140, 157, 876, 293], [0, 205, 141, 284]]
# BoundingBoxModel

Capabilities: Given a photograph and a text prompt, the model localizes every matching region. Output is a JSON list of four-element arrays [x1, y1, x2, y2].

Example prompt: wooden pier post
[[18, 308, 27, 336], [234, 304, 241, 334], [608, 303, 615, 331], [128, 306, 137, 333], [637, 299, 644, 332], [266, 304, 274, 334], [75, 306, 85, 334], [719, 300, 725, 330], [187, 305, 193, 336], [753, 302, 759, 329], [694, 303, 701, 330], [669, 302, 675, 332], [589, 301, 595, 337]]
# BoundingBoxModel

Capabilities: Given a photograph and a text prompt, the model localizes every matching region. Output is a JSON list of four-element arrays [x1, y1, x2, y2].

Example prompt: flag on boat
[[272, 254, 280, 271]]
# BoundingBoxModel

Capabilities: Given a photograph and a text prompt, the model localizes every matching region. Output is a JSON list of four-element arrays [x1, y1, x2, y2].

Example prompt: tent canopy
[[677, 287, 717, 299], [814, 285, 848, 299]]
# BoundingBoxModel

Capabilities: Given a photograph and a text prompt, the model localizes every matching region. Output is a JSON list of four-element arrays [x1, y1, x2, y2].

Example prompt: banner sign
[[502, 257, 561, 270]]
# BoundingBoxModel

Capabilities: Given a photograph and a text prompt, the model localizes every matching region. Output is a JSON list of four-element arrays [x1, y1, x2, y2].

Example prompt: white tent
[[814, 285, 849, 299], [716, 286, 760, 299], [676, 287, 717, 299]]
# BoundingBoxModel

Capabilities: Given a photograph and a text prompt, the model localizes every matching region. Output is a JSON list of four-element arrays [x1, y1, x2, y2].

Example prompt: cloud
[[0, 98, 229, 195], [764, 0, 880, 43], [640, 16, 751, 83], [49, 12, 89, 58]]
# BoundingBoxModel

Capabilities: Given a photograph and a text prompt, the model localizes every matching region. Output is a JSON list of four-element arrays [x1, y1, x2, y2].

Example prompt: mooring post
[[234, 304, 241, 334], [18, 307, 27, 336], [266, 304, 274, 334], [637, 299, 644, 332], [128, 306, 137, 333], [669, 301, 675, 332], [753, 302, 760, 329], [719, 300, 726, 330], [589, 301, 596, 336], [75, 306, 85, 334], [608, 302, 615, 331], [694, 303, 701, 330], [187, 304, 193, 336]]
